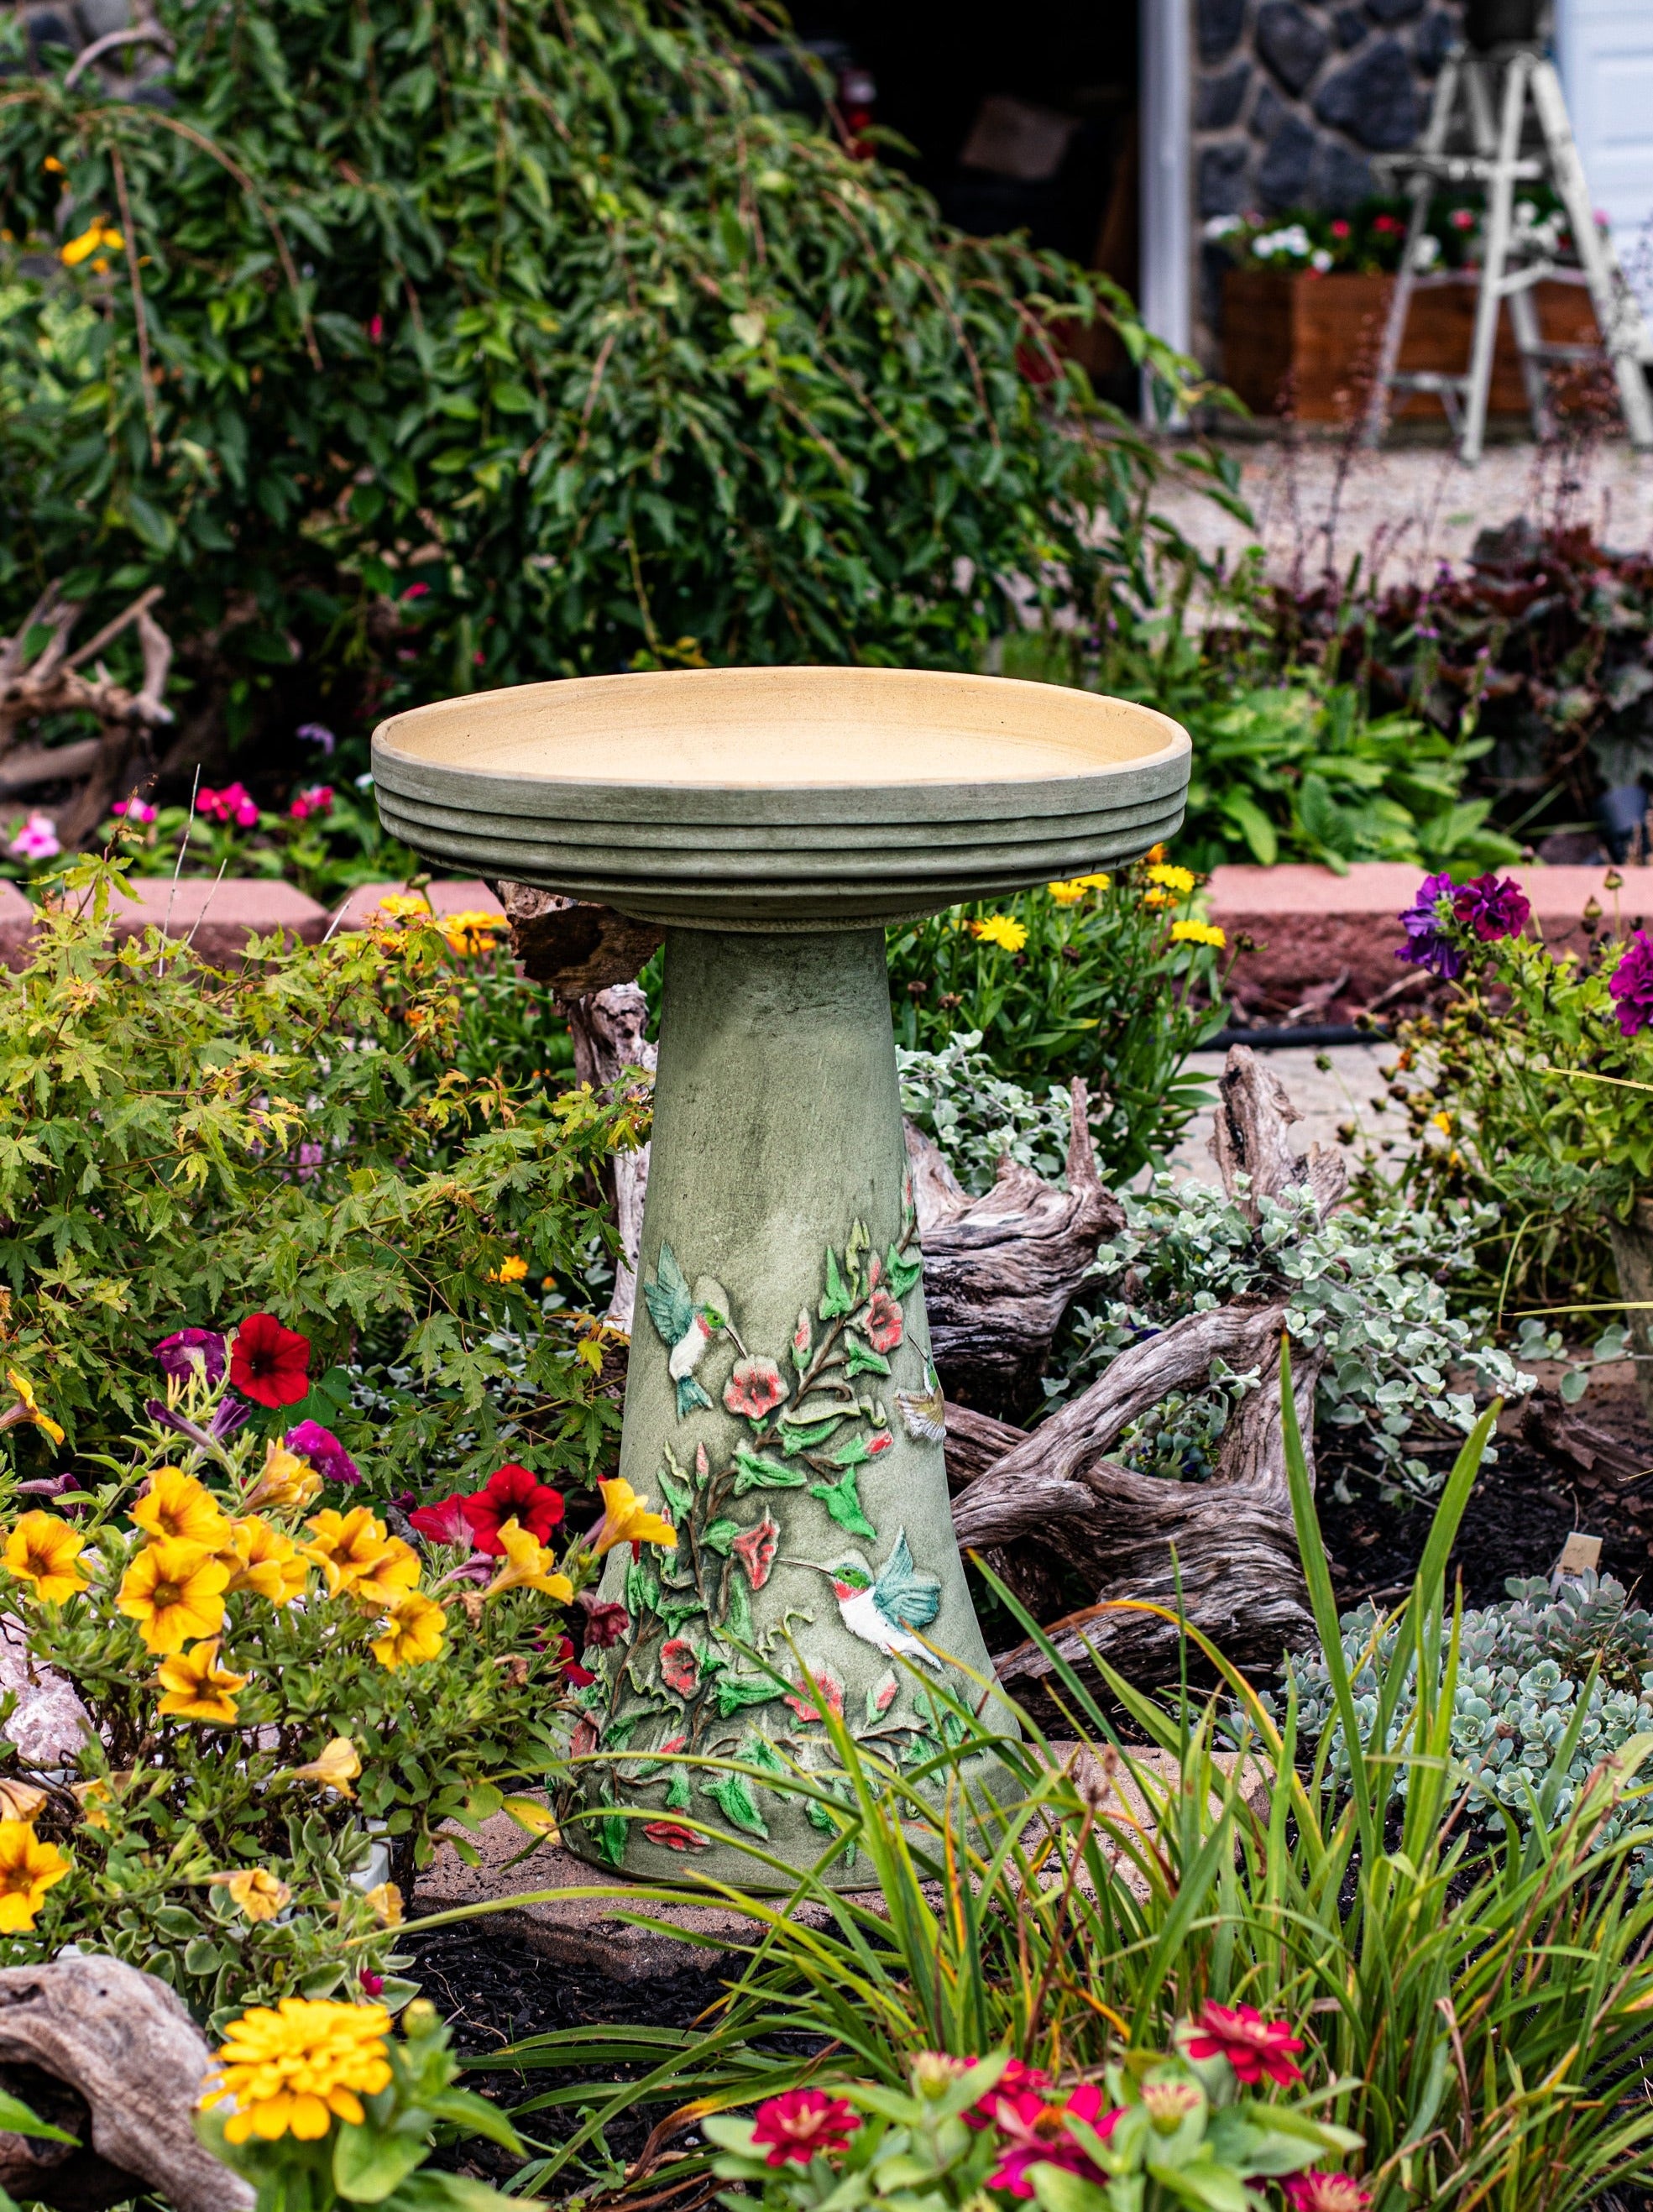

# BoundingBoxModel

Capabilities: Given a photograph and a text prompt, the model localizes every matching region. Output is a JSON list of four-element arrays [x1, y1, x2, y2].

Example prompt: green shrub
[[0, 0, 1225, 752], [0, 856, 636, 1484]]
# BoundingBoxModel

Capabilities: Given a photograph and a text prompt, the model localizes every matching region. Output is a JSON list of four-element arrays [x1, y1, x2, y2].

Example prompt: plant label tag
[[1556, 1532, 1603, 1575]]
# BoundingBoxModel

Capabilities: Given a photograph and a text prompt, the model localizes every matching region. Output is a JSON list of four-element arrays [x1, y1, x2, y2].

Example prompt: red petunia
[[862, 1289, 903, 1353], [460, 1462, 565, 1556], [1185, 2000, 1305, 2087], [229, 1314, 312, 1409], [409, 1495, 474, 1549], [751, 2089, 860, 2168], [553, 1634, 596, 1687]]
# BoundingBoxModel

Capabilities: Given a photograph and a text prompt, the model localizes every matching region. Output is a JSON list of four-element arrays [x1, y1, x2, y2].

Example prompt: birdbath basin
[[374, 667, 1190, 1885]]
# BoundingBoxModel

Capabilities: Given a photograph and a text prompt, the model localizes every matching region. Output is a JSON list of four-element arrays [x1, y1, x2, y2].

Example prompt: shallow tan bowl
[[372, 665, 1190, 928]]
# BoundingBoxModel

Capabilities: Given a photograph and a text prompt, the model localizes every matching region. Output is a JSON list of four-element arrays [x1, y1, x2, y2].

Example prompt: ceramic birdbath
[[372, 667, 1190, 1886]]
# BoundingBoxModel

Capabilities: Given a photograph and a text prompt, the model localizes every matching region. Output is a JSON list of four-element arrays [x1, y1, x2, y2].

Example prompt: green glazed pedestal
[[372, 666, 1191, 1885]]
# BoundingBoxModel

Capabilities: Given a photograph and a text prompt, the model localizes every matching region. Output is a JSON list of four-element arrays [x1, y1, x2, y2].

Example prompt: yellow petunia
[[362, 1881, 404, 1927], [243, 1442, 322, 1518], [289, 1737, 360, 1799], [156, 1638, 248, 1726], [301, 1507, 397, 1599], [0, 1818, 69, 1932], [482, 1519, 574, 1604], [3, 1513, 87, 1603], [0, 1781, 46, 1824], [346, 1535, 421, 1613], [967, 914, 1028, 954], [1046, 873, 1111, 905], [223, 1867, 291, 1923], [589, 1477, 677, 1559], [3, 1368, 65, 1449], [200, 1996, 393, 2144], [1169, 918, 1227, 949], [1146, 863, 1196, 897], [132, 1467, 230, 1550], [222, 1516, 308, 1607], [369, 1592, 447, 1672], [117, 1539, 229, 1655]]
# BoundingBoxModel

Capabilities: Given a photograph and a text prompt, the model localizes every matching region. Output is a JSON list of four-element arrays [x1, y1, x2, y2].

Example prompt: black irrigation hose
[[1208, 1024, 1393, 1049]]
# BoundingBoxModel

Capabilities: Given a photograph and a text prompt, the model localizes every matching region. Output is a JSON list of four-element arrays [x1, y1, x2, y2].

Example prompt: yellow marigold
[[156, 1638, 248, 1726], [1169, 919, 1227, 949], [369, 1592, 447, 1672], [290, 1737, 360, 1798], [200, 1997, 393, 2143], [60, 220, 122, 269], [222, 1867, 291, 1923], [222, 1516, 307, 1607], [3, 1512, 87, 1603], [0, 1819, 68, 1932], [362, 1880, 404, 1927], [117, 1539, 229, 1655], [243, 1443, 322, 1518], [483, 1519, 574, 1604], [4, 1368, 64, 1449], [589, 1477, 677, 1559], [486, 1254, 530, 1284], [374, 891, 431, 921], [345, 1536, 421, 1614], [1145, 844, 1169, 864], [967, 914, 1028, 954], [301, 1507, 397, 1598], [132, 1467, 230, 1550], [441, 909, 506, 957], [1046, 873, 1111, 904], [1146, 863, 1196, 897]]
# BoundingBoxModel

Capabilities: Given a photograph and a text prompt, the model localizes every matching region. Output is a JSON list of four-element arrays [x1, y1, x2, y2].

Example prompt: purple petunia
[[296, 722, 337, 756], [284, 1418, 359, 1486], [1396, 871, 1465, 979], [154, 1327, 227, 1387], [1610, 930, 1653, 1038], [1452, 872, 1531, 943], [147, 1395, 250, 1449]]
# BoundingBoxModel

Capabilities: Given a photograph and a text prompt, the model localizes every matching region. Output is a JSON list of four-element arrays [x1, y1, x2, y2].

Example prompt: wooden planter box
[[1221, 267, 1602, 423]]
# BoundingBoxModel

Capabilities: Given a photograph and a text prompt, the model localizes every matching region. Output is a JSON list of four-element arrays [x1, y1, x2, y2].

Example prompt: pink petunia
[[408, 1494, 474, 1549]]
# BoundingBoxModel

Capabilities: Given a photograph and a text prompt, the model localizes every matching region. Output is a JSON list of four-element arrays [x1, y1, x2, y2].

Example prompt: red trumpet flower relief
[[1185, 2000, 1305, 2086], [861, 1289, 903, 1352], [460, 1462, 565, 1556], [751, 2089, 860, 2168], [782, 1670, 844, 1724], [660, 1639, 701, 1695], [731, 1510, 779, 1590], [724, 1357, 786, 1420], [643, 1819, 708, 1852], [229, 1314, 311, 1409]]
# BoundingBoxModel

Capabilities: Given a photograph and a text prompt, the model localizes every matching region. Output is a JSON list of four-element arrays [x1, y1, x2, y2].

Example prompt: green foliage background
[[0, 0, 1229, 753]]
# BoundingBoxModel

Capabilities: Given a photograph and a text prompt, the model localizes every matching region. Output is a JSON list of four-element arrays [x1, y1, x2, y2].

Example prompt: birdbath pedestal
[[373, 667, 1190, 1886]]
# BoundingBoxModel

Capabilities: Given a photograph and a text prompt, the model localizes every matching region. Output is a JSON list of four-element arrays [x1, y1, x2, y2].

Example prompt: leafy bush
[[1280, 1568, 1653, 1877], [78, 783, 420, 909], [0, 857, 636, 1484], [897, 1032, 1075, 1197], [0, 1359, 645, 2029], [0, 0, 1224, 761], [887, 856, 1227, 1185]]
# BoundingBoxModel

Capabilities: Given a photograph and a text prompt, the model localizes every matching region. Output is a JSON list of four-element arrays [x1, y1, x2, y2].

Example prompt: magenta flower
[[1284, 2177, 1373, 2212], [1610, 930, 1653, 1038], [751, 2089, 860, 2168], [197, 782, 259, 829], [578, 1595, 630, 1647], [985, 2084, 1119, 2199], [1395, 871, 1464, 979], [724, 1357, 787, 1420], [111, 798, 157, 824], [8, 811, 59, 861], [154, 1328, 227, 1387], [1451, 872, 1530, 942], [408, 1494, 473, 1549], [284, 1420, 358, 1486], [731, 1509, 779, 1590], [1185, 2000, 1305, 2086], [289, 784, 334, 823]]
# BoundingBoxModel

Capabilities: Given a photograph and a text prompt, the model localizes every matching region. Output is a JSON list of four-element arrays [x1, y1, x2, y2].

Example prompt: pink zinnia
[[751, 2089, 860, 2168], [1284, 2175, 1372, 2212], [985, 2084, 1118, 2199], [1185, 2000, 1305, 2086]]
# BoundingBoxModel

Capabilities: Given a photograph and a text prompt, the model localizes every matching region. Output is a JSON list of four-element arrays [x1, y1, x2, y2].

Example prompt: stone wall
[[1193, 0, 1466, 358]]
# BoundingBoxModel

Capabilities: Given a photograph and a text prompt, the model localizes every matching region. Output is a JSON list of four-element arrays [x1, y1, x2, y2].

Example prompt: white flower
[[1202, 213, 1244, 240], [1310, 248, 1333, 273], [1415, 233, 1441, 269]]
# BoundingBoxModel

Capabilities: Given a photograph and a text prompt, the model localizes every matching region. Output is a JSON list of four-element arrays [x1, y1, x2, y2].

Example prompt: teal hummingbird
[[791, 1527, 943, 1666], [642, 1242, 744, 1417]]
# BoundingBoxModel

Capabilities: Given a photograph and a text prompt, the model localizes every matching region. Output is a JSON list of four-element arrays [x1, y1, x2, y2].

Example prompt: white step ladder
[[1362, 25, 1653, 463]]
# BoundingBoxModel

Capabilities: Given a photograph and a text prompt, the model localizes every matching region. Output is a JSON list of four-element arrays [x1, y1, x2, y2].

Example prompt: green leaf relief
[[731, 1445, 808, 1493], [810, 1467, 876, 1540], [844, 1337, 891, 1378], [701, 1519, 740, 1556], [819, 1247, 853, 1319], [885, 1245, 922, 1299], [704, 1771, 768, 1838], [714, 1672, 786, 1718], [777, 1416, 838, 1457]]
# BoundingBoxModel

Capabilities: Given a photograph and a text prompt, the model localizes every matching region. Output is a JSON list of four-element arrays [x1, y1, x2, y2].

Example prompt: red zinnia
[[964, 2057, 1050, 2129], [229, 1314, 311, 1409], [1284, 2176, 1372, 2212], [1185, 2000, 1305, 2086], [751, 2089, 860, 2168], [460, 1462, 565, 1556]]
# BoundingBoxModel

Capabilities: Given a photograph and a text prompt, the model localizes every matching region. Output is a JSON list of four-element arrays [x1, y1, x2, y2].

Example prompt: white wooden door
[[1557, 0, 1653, 305]]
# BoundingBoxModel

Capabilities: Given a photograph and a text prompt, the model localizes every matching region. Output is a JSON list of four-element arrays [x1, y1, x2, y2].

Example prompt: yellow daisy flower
[[222, 1516, 308, 1607], [589, 1478, 677, 1559], [1169, 919, 1227, 949], [289, 1737, 360, 1799], [0, 1818, 69, 1932], [3, 1513, 87, 1603], [369, 1592, 447, 1672], [132, 1467, 230, 1550], [1146, 863, 1196, 896], [301, 1507, 396, 1599], [482, 1519, 574, 1604], [3, 1368, 64, 1449], [200, 1997, 393, 2143], [441, 909, 505, 957], [373, 891, 431, 922], [967, 914, 1028, 954], [117, 1539, 230, 1655], [222, 1868, 291, 1923], [1046, 873, 1111, 904], [156, 1638, 248, 1726]]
